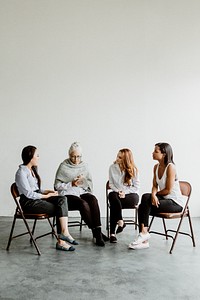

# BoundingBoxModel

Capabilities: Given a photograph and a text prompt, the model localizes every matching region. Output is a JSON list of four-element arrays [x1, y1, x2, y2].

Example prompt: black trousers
[[67, 193, 101, 229], [138, 193, 183, 232], [19, 194, 68, 234], [109, 191, 139, 234]]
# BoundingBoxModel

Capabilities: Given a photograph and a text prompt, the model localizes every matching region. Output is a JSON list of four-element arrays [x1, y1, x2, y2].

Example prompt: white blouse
[[109, 163, 140, 195]]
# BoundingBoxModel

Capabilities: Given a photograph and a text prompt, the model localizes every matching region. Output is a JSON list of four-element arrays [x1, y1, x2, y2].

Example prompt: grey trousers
[[19, 194, 68, 234]]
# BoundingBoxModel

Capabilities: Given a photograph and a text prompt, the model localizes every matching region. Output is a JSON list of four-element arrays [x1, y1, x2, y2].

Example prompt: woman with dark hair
[[108, 148, 140, 243], [54, 142, 108, 247], [15, 145, 78, 252], [129, 142, 187, 250]]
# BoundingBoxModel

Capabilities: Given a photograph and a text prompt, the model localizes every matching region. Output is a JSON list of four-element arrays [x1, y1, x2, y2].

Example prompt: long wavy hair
[[21, 145, 41, 188], [117, 148, 137, 185], [155, 142, 175, 165]]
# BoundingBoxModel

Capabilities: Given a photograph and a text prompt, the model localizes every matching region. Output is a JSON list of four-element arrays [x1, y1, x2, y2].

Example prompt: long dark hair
[[155, 142, 175, 165], [21, 145, 41, 188]]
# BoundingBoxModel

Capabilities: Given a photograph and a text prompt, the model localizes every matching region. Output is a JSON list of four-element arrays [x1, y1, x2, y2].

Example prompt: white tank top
[[156, 163, 187, 208]]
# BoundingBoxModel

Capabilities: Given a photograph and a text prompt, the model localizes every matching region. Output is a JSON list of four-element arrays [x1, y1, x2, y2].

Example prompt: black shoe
[[102, 233, 110, 242], [96, 237, 105, 247], [110, 235, 117, 243], [116, 223, 126, 234], [93, 227, 105, 247]]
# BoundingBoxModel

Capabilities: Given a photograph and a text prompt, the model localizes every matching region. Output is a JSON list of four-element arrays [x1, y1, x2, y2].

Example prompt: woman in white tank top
[[129, 142, 186, 250]]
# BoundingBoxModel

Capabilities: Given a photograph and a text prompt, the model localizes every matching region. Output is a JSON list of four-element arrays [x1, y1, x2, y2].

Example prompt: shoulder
[[109, 163, 117, 171], [62, 159, 70, 165], [58, 159, 69, 169], [153, 163, 159, 172], [79, 161, 88, 170], [16, 165, 29, 176], [15, 165, 30, 183], [134, 167, 139, 176], [166, 163, 176, 173]]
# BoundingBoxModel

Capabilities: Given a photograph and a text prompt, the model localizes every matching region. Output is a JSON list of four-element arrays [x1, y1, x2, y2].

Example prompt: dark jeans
[[138, 193, 183, 232], [109, 192, 139, 234], [19, 194, 68, 234], [67, 193, 101, 229]]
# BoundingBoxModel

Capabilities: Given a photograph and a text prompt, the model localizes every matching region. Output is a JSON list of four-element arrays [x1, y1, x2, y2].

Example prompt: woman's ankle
[[117, 220, 123, 227]]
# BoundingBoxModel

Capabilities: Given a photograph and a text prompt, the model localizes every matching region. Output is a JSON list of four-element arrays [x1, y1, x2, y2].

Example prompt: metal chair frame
[[6, 183, 58, 255], [149, 181, 195, 254], [106, 181, 138, 236], [53, 213, 84, 232]]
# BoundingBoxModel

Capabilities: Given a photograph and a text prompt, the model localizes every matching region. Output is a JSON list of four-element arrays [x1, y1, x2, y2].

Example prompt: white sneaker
[[130, 232, 151, 246], [129, 241, 149, 250]]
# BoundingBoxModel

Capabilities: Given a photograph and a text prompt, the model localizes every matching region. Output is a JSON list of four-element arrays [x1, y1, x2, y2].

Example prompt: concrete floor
[[0, 216, 199, 300]]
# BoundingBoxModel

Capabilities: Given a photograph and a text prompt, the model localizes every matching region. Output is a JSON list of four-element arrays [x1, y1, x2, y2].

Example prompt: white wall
[[1, 0, 200, 217]]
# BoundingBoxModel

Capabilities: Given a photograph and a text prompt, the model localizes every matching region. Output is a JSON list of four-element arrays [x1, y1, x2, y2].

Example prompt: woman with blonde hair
[[108, 148, 140, 243]]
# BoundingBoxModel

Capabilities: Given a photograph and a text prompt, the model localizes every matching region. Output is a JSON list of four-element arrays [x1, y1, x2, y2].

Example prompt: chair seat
[[152, 209, 188, 219], [123, 205, 138, 209], [16, 212, 54, 219]]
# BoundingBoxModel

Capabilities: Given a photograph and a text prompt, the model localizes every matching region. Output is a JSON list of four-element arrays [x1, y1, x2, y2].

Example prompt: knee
[[84, 194, 99, 206], [109, 192, 118, 204], [139, 193, 151, 209], [80, 199, 89, 210], [58, 196, 68, 207], [141, 193, 151, 203], [88, 194, 98, 202]]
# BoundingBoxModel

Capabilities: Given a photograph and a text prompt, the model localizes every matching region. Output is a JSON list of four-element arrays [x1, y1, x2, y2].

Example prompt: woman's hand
[[151, 194, 160, 207], [72, 175, 84, 187], [118, 191, 125, 198], [44, 190, 56, 194], [43, 191, 58, 199]]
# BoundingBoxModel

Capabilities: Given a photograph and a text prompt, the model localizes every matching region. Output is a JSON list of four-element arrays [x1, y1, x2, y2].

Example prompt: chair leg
[[135, 208, 138, 230], [30, 219, 37, 243], [46, 218, 58, 239], [6, 215, 17, 251], [22, 216, 41, 255], [169, 216, 185, 254], [162, 219, 168, 240], [6, 216, 41, 254], [32, 219, 37, 235], [168, 212, 196, 254], [106, 204, 110, 237], [188, 212, 196, 247], [52, 216, 56, 236], [148, 216, 154, 231], [34, 218, 58, 240], [80, 217, 83, 231]]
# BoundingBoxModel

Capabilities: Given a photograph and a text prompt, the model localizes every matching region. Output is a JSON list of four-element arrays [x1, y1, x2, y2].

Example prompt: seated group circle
[[15, 142, 186, 251]]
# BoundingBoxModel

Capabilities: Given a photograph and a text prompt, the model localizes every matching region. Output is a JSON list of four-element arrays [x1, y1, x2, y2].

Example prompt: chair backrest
[[179, 181, 191, 198], [106, 181, 112, 202], [10, 183, 24, 214], [106, 181, 110, 191], [179, 181, 192, 214], [11, 182, 19, 199]]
